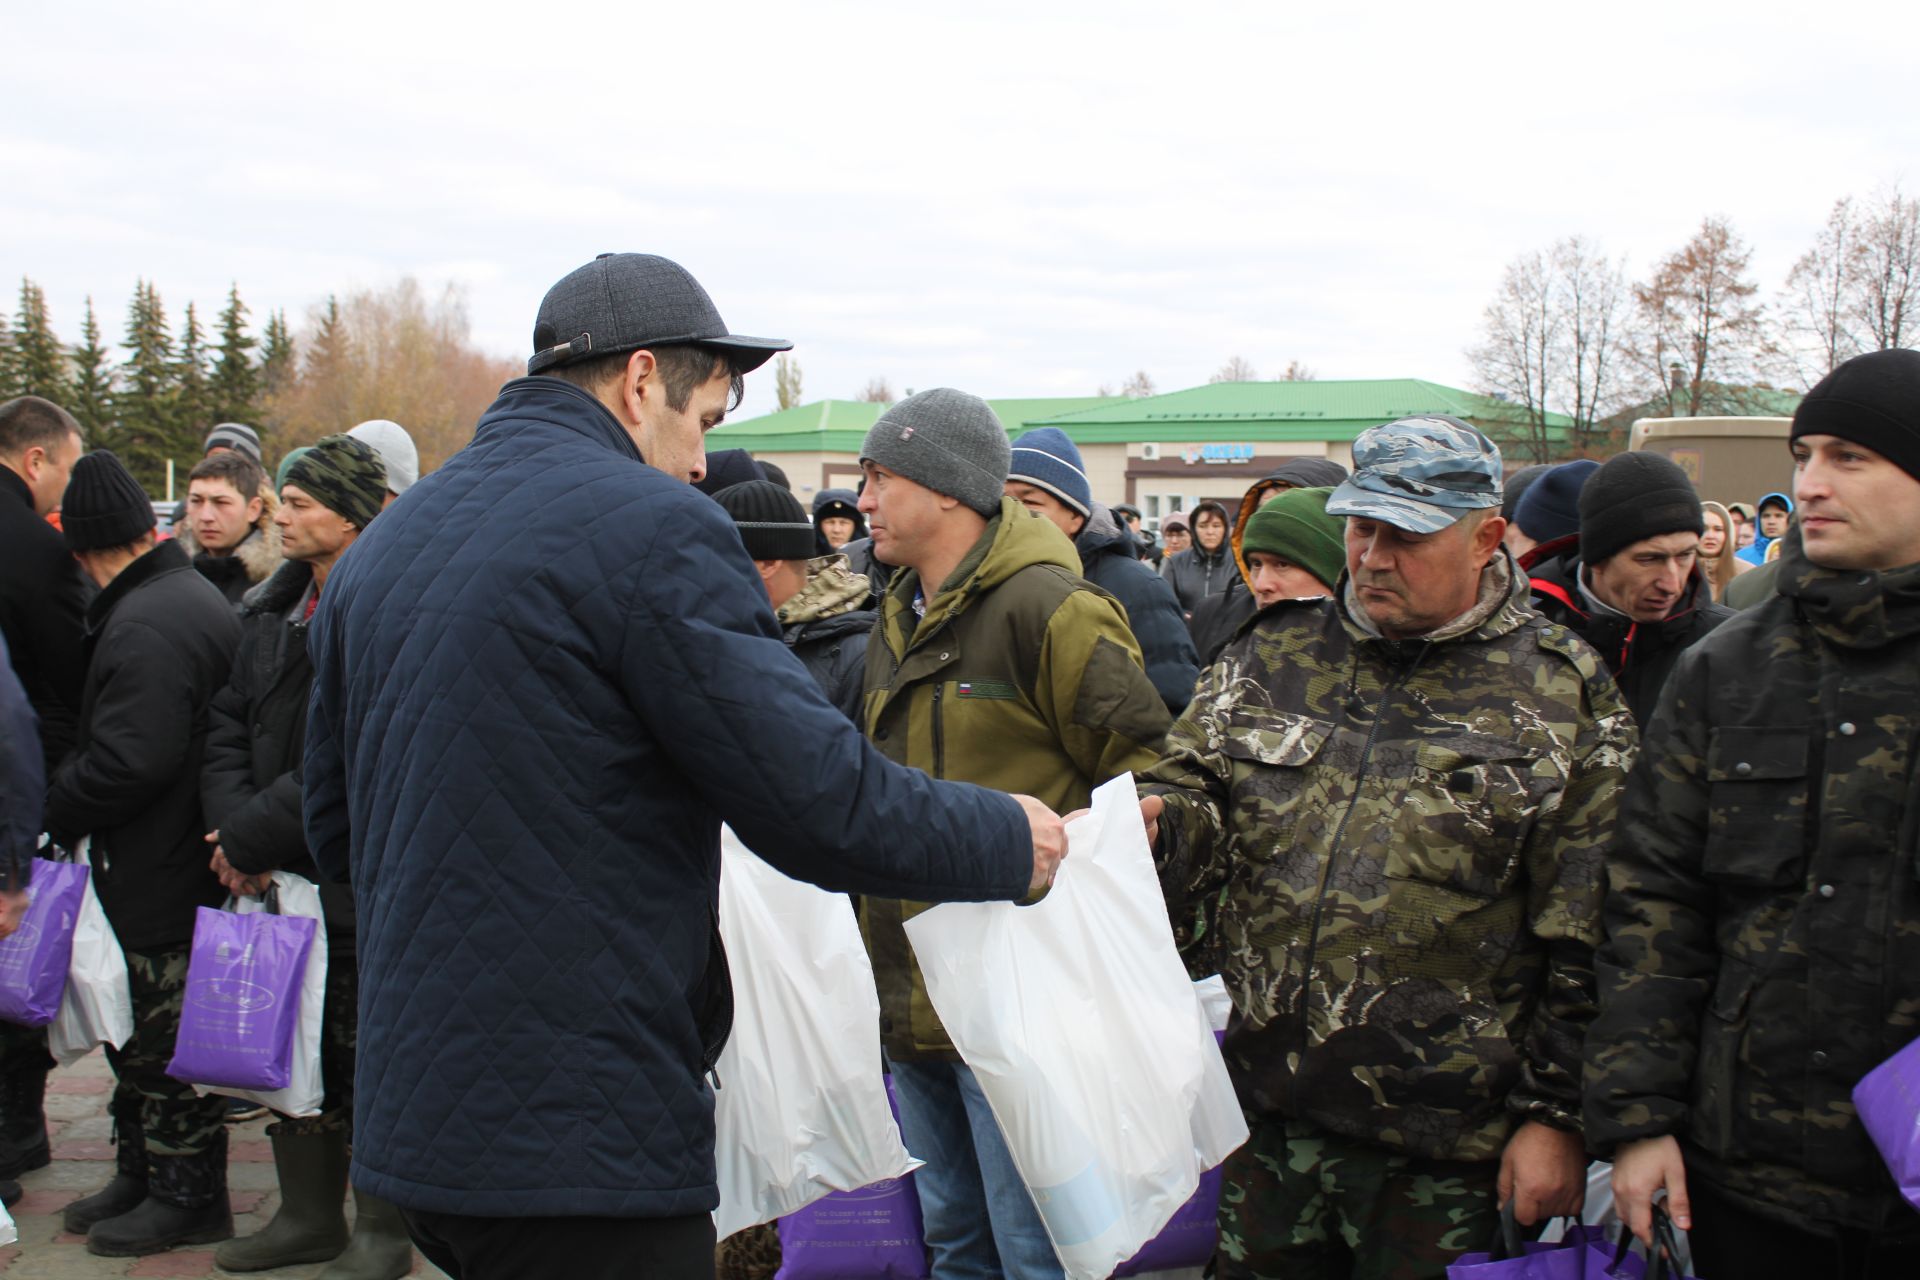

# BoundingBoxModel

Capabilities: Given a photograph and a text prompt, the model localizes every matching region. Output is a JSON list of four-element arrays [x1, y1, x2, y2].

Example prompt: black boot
[[317, 1187, 416, 1280], [64, 1098, 147, 1234], [0, 1180, 19, 1209], [86, 1131, 234, 1257], [214, 1128, 350, 1271], [0, 1062, 49, 1179]]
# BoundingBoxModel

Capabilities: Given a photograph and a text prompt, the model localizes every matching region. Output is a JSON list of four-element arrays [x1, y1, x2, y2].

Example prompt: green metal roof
[[707, 395, 1126, 454], [1027, 379, 1573, 444]]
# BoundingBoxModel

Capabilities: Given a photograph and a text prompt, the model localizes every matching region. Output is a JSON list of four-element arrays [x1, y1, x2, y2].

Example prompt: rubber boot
[[64, 1098, 147, 1234], [316, 1187, 415, 1280], [0, 1180, 19, 1209], [215, 1128, 351, 1271], [86, 1129, 234, 1257], [0, 1062, 49, 1179]]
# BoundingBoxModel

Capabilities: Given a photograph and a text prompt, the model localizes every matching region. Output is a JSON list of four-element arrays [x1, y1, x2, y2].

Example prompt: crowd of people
[[0, 251, 1916, 1280]]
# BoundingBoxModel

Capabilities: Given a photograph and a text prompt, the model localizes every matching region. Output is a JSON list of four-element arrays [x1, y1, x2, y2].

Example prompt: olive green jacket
[[1142, 554, 1635, 1162], [861, 498, 1170, 1059]]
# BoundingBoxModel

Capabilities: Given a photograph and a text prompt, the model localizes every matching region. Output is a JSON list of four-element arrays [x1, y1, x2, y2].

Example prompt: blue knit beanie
[[1512, 458, 1599, 543], [1007, 427, 1092, 517]]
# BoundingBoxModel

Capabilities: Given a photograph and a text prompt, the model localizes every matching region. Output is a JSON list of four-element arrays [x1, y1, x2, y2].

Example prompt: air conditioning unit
[[1140, 443, 1161, 461]]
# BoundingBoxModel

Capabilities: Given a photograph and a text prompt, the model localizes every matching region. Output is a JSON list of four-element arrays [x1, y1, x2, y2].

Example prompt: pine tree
[[12, 278, 70, 403], [0, 314, 16, 399], [175, 301, 213, 441], [69, 298, 115, 439], [115, 280, 180, 488], [210, 283, 260, 425], [259, 310, 294, 397]]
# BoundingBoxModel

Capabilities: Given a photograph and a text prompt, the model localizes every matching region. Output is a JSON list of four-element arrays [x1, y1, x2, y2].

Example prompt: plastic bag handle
[[1485, 1203, 1584, 1261], [1608, 1204, 1686, 1280]]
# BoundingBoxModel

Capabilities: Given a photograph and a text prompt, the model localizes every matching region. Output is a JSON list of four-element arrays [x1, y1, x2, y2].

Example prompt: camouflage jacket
[[1141, 553, 1634, 1162], [1584, 532, 1920, 1234]]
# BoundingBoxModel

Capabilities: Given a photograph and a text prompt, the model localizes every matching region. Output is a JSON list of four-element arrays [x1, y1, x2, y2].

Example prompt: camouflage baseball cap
[[1325, 415, 1504, 534]]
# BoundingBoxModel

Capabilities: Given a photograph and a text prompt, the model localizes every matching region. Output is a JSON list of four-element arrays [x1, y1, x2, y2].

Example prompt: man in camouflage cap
[[1585, 348, 1920, 1278], [1139, 415, 1635, 1279]]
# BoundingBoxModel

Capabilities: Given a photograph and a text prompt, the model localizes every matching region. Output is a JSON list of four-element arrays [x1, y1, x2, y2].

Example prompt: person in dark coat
[[810, 487, 866, 557], [178, 450, 284, 607], [1161, 499, 1235, 616], [199, 435, 413, 1279], [0, 396, 85, 1191], [692, 447, 764, 496], [300, 254, 1063, 1280], [1187, 458, 1349, 665], [1525, 452, 1733, 725], [1507, 459, 1598, 565], [1004, 427, 1200, 712], [714, 479, 875, 722], [43, 451, 238, 1259]]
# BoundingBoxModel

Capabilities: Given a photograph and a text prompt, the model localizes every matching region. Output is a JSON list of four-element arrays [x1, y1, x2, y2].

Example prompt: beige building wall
[[752, 450, 861, 500]]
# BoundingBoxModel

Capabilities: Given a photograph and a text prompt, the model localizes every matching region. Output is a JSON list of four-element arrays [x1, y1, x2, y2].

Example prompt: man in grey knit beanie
[[854, 387, 1171, 1277], [858, 388, 1011, 518]]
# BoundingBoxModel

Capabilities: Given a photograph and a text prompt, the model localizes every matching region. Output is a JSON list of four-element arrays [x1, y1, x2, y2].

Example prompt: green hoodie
[[861, 497, 1171, 1058]]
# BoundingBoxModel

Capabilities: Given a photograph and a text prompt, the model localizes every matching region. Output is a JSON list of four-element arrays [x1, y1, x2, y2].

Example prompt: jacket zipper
[[1289, 646, 1420, 1116], [932, 683, 947, 780]]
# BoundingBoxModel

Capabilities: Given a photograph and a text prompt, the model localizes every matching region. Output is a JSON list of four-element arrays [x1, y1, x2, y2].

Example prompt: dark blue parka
[[1073, 503, 1200, 714], [303, 376, 1031, 1220]]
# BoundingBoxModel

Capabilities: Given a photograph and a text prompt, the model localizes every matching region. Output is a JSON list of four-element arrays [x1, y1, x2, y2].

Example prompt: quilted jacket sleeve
[[625, 497, 1031, 904]]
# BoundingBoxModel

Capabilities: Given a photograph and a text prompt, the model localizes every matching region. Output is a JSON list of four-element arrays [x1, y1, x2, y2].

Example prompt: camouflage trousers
[[1217, 1115, 1499, 1280], [105, 946, 229, 1158], [269, 948, 356, 1138]]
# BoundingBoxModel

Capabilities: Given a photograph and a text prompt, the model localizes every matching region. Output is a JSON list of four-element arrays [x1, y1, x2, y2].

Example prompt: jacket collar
[[0, 466, 32, 513], [86, 539, 188, 633], [479, 377, 644, 464], [1341, 549, 1531, 647], [1779, 528, 1920, 650], [241, 557, 316, 618]]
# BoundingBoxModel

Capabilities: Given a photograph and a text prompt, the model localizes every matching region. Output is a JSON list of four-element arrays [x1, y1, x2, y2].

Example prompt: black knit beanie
[[713, 480, 817, 560], [1578, 452, 1704, 565], [1791, 348, 1920, 481], [62, 450, 156, 552]]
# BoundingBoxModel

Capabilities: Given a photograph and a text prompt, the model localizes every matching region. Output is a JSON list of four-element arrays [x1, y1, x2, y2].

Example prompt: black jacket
[[785, 609, 875, 723], [1075, 504, 1200, 713], [1161, 541, 1234, 616], [0, 467, 89, 773], [44, 540, 238, 950], [200, 559, 356, 949], [1188, 578, 1259, 667], [1526, 536, 1735, 725], [0, 634, 40, 890]]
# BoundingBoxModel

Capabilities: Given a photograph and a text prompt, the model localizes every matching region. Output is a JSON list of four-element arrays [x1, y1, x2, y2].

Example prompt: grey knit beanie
[[858, 389, 1010, 517]]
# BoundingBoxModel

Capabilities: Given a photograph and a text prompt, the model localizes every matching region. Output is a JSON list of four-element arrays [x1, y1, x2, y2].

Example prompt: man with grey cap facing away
[[301, 255, 1069, 1280], [1136, 416, 1633, 1279], [857, 389, 1170, 1280], [345, 419, 419, 507]]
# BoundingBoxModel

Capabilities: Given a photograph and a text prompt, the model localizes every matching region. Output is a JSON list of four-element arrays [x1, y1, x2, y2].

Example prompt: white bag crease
[[904, 774, 1248, 1280]]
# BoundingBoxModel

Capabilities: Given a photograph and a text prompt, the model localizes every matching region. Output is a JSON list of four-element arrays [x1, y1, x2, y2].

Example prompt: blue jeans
[[888, 1058, 1064, 1280]]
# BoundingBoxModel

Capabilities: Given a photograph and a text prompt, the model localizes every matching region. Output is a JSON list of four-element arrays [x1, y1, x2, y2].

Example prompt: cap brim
[[700, 333, 793, 374], [1325, 482, 1465, 535]]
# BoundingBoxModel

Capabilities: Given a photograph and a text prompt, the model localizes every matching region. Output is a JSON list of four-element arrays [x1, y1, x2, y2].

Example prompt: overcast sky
[[9, 1, 1917, 424]]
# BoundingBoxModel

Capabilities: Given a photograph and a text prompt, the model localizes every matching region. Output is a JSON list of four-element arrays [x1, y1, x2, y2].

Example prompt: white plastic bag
[[711, 827, 918, 1239], [49, 845, 133, 1065], [196, 871, 328, 1118], [904, 774, 1248, 1280]]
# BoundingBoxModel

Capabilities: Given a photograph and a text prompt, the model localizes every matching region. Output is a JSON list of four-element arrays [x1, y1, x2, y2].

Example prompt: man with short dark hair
[[183, 451, 282, 606], [1586, 348, 1920, 1279], [201, 435, 411, 1278], [0, 394, 87, 1192], [1140, 417, 1633, 1280], [1006, 426, 1199, 712], [46, 450, 238, 1259], [303, 254, 1068, 1280], [1526, 452, 1733, 724]]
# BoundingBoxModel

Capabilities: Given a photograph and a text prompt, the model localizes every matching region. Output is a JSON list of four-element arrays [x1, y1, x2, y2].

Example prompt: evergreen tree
[[175, 301, 213, 439], [210, 283, 260, 424], [305, 295, 345, 381], [69, 298, 115, 440], [259, 309, 294, 399], [0, 314, 16, 399], [12, 278, 70, 403], [115, 280, 180, 488]]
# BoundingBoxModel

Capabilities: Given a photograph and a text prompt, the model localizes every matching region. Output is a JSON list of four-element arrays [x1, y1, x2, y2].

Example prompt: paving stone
[[45, 1080, 110, 1098], [46, 1146, 110, 1165], [125, 1252, 216, 1277]]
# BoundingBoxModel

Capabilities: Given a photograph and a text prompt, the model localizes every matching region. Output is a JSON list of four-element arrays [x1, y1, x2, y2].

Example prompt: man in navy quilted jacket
[[303, 253, 1067, 1280]]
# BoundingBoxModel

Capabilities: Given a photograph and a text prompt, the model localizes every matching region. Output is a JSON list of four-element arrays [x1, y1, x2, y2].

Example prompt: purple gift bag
[[1111, 1166, 1223, 1276], [166, 905, 317, 1090], [1449, 1224, 1632, 1279], [1854, 1031, 1920, 1210], [776, 1076, 930, 1279], [0, 858, 91, 1028]]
